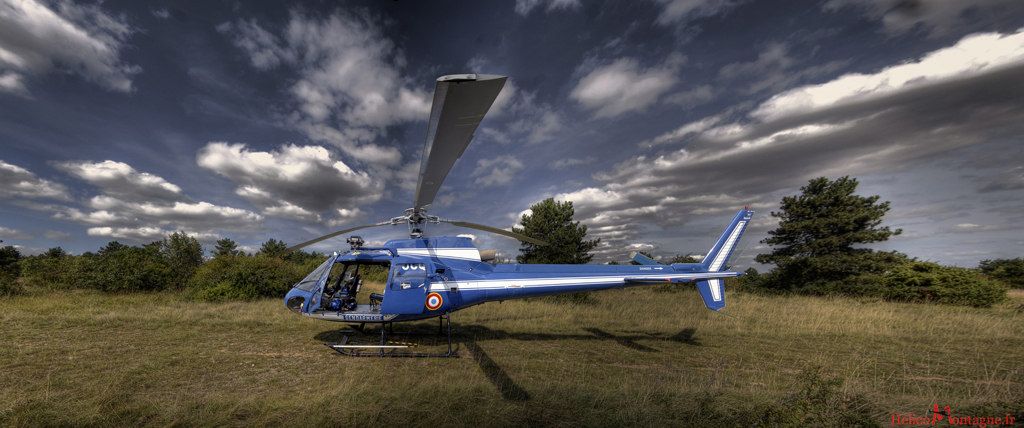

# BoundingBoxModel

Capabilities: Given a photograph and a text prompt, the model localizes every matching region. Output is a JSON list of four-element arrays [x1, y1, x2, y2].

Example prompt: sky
[[2, 0, 1023, 268]]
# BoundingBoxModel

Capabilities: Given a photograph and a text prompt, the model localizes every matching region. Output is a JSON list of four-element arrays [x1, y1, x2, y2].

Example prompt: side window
[[390, 263, 427, 290]]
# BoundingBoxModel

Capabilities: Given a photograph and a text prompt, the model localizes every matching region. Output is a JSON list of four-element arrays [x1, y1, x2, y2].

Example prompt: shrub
[[93, 246, 171, 292], [0, 274, 22, 297], [979, 258, 1024, 289], [752, 369, 881, 427], [188, 255, 306, 301], [880, 262, 1008, 307], [20, 254, 77, 289]]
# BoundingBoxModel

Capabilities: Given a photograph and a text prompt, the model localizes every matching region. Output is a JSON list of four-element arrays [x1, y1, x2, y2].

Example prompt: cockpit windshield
[[295, 256, 334, 292]]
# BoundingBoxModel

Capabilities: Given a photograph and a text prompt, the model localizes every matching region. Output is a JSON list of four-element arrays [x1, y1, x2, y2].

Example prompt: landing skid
[[323, 313, 459, 358]]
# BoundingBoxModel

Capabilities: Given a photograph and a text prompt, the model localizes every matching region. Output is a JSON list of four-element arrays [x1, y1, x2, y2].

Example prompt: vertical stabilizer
[[696, 208, 754, 312]]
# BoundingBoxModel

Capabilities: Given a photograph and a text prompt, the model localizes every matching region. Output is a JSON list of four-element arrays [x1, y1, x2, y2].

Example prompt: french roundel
[[425, 293, 443, 310]]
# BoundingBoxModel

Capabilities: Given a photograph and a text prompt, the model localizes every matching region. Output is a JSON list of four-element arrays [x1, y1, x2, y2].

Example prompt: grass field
[[2, 285, 1022, 427]]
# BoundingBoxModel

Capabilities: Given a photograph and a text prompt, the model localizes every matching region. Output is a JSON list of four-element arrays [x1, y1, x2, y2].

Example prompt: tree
[[979, 258, 1024, 289], [0, 246, 22, 277], [258, 239, 288, 257], [44, 247, 67, 259], [668, 254, 700, 264], [513, 198, 600, 265], [755, 176, 905, 289], [160, 232, 205, 291], [99, 241, 128, 255], [213, 238, 241, 258]]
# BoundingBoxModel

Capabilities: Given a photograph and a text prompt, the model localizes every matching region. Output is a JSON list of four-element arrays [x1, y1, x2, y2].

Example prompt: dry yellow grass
[[1, 287, 1021, 426]]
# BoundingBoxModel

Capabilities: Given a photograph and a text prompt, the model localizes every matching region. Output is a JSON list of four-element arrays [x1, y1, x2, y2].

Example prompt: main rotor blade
[[414, 74, 507, 210], [443, 220, 550, 246], [275, 224, 384, 256]]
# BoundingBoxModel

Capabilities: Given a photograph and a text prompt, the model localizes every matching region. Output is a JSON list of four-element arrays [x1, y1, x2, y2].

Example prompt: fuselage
[[283, 237, 738, 323], [284, 208, 753, 323]]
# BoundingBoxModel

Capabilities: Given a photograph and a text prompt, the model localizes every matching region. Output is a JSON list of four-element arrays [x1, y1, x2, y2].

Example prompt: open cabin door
[[380, 258, 430, 315], [296, 254, 337, 314]]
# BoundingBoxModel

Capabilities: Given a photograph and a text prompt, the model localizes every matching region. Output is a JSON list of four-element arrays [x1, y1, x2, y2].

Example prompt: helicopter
[[281, 74, 754, 357]]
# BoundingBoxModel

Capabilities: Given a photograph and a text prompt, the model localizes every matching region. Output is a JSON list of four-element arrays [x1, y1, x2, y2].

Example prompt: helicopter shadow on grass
[[455, 324, 703, 352], [313, 326, 531, 401], [312, 324, 701, 401]]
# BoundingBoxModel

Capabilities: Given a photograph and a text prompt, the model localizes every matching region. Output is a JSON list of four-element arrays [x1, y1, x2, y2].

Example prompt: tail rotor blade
[[442, 220, 550, 246]]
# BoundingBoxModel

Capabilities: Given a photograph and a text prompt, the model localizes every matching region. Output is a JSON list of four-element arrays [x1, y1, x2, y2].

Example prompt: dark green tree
[[44, 247, 67, 259], [0, 246, 22, 277], [258, 238, 288, 257], [669, 253, 700, 264], [979, 258, 1024, 289], [513, 198, 600, 265], [160, 232, 205, 290], [213, 238, 242, 258], [99, 241, 128, 255], [755, 176, 905, 290]]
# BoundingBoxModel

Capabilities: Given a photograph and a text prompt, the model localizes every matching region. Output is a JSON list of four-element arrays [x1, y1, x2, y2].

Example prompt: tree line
[[2, 176, 1020, 306]]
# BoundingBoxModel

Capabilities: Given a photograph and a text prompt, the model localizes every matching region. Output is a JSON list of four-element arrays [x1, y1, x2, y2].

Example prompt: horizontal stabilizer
[[630, 251, 661, 265], [622, 272, 739, 284]]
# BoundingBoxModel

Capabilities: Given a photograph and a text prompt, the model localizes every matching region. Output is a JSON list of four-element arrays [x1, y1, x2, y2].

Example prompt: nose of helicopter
[[285, 287, 310, 314]]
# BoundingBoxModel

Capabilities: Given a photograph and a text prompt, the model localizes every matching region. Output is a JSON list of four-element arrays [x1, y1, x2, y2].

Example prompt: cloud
[[664, 84, 715, 107], [0, 0, 141, 96], [54, 160, 184, 203], [469, 76, 565, 146], [42, 230, 73, 241], [823, 0, 1024, 37], [219, 10, 430, 166], [0, 71, 30, 97], [0, 160, 70, 200], [514, 0, 581, 16], [649, 0, 741, 26], [325, 208, 367, 228], [86, 227, 221, 243], [571, 53, 685, 118], [0, 226, 33, 240], [10, 158, 267, 241], [977, 167, 1024, 193], [549, 157, 597, 170], [717, 42, 849, 94], [752, 30, 1024, 121], [151, 8, 170, 19], [472, 155, 524, 187], [197, 142, 382, 216], [640, 115, 722, 148], [53, 199, 262, 232], [943, 222, 1024, 234]]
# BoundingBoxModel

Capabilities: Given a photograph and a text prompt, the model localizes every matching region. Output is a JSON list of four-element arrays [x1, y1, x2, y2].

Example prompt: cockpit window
[[295, 257, 333, 292]]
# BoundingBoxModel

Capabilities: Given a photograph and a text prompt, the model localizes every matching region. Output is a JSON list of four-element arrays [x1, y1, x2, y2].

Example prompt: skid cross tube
[[324, 312, 458, 358]]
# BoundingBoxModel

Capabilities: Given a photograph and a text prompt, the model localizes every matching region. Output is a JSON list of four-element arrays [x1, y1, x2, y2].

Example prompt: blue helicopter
[[281, 74, 754, 357]]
